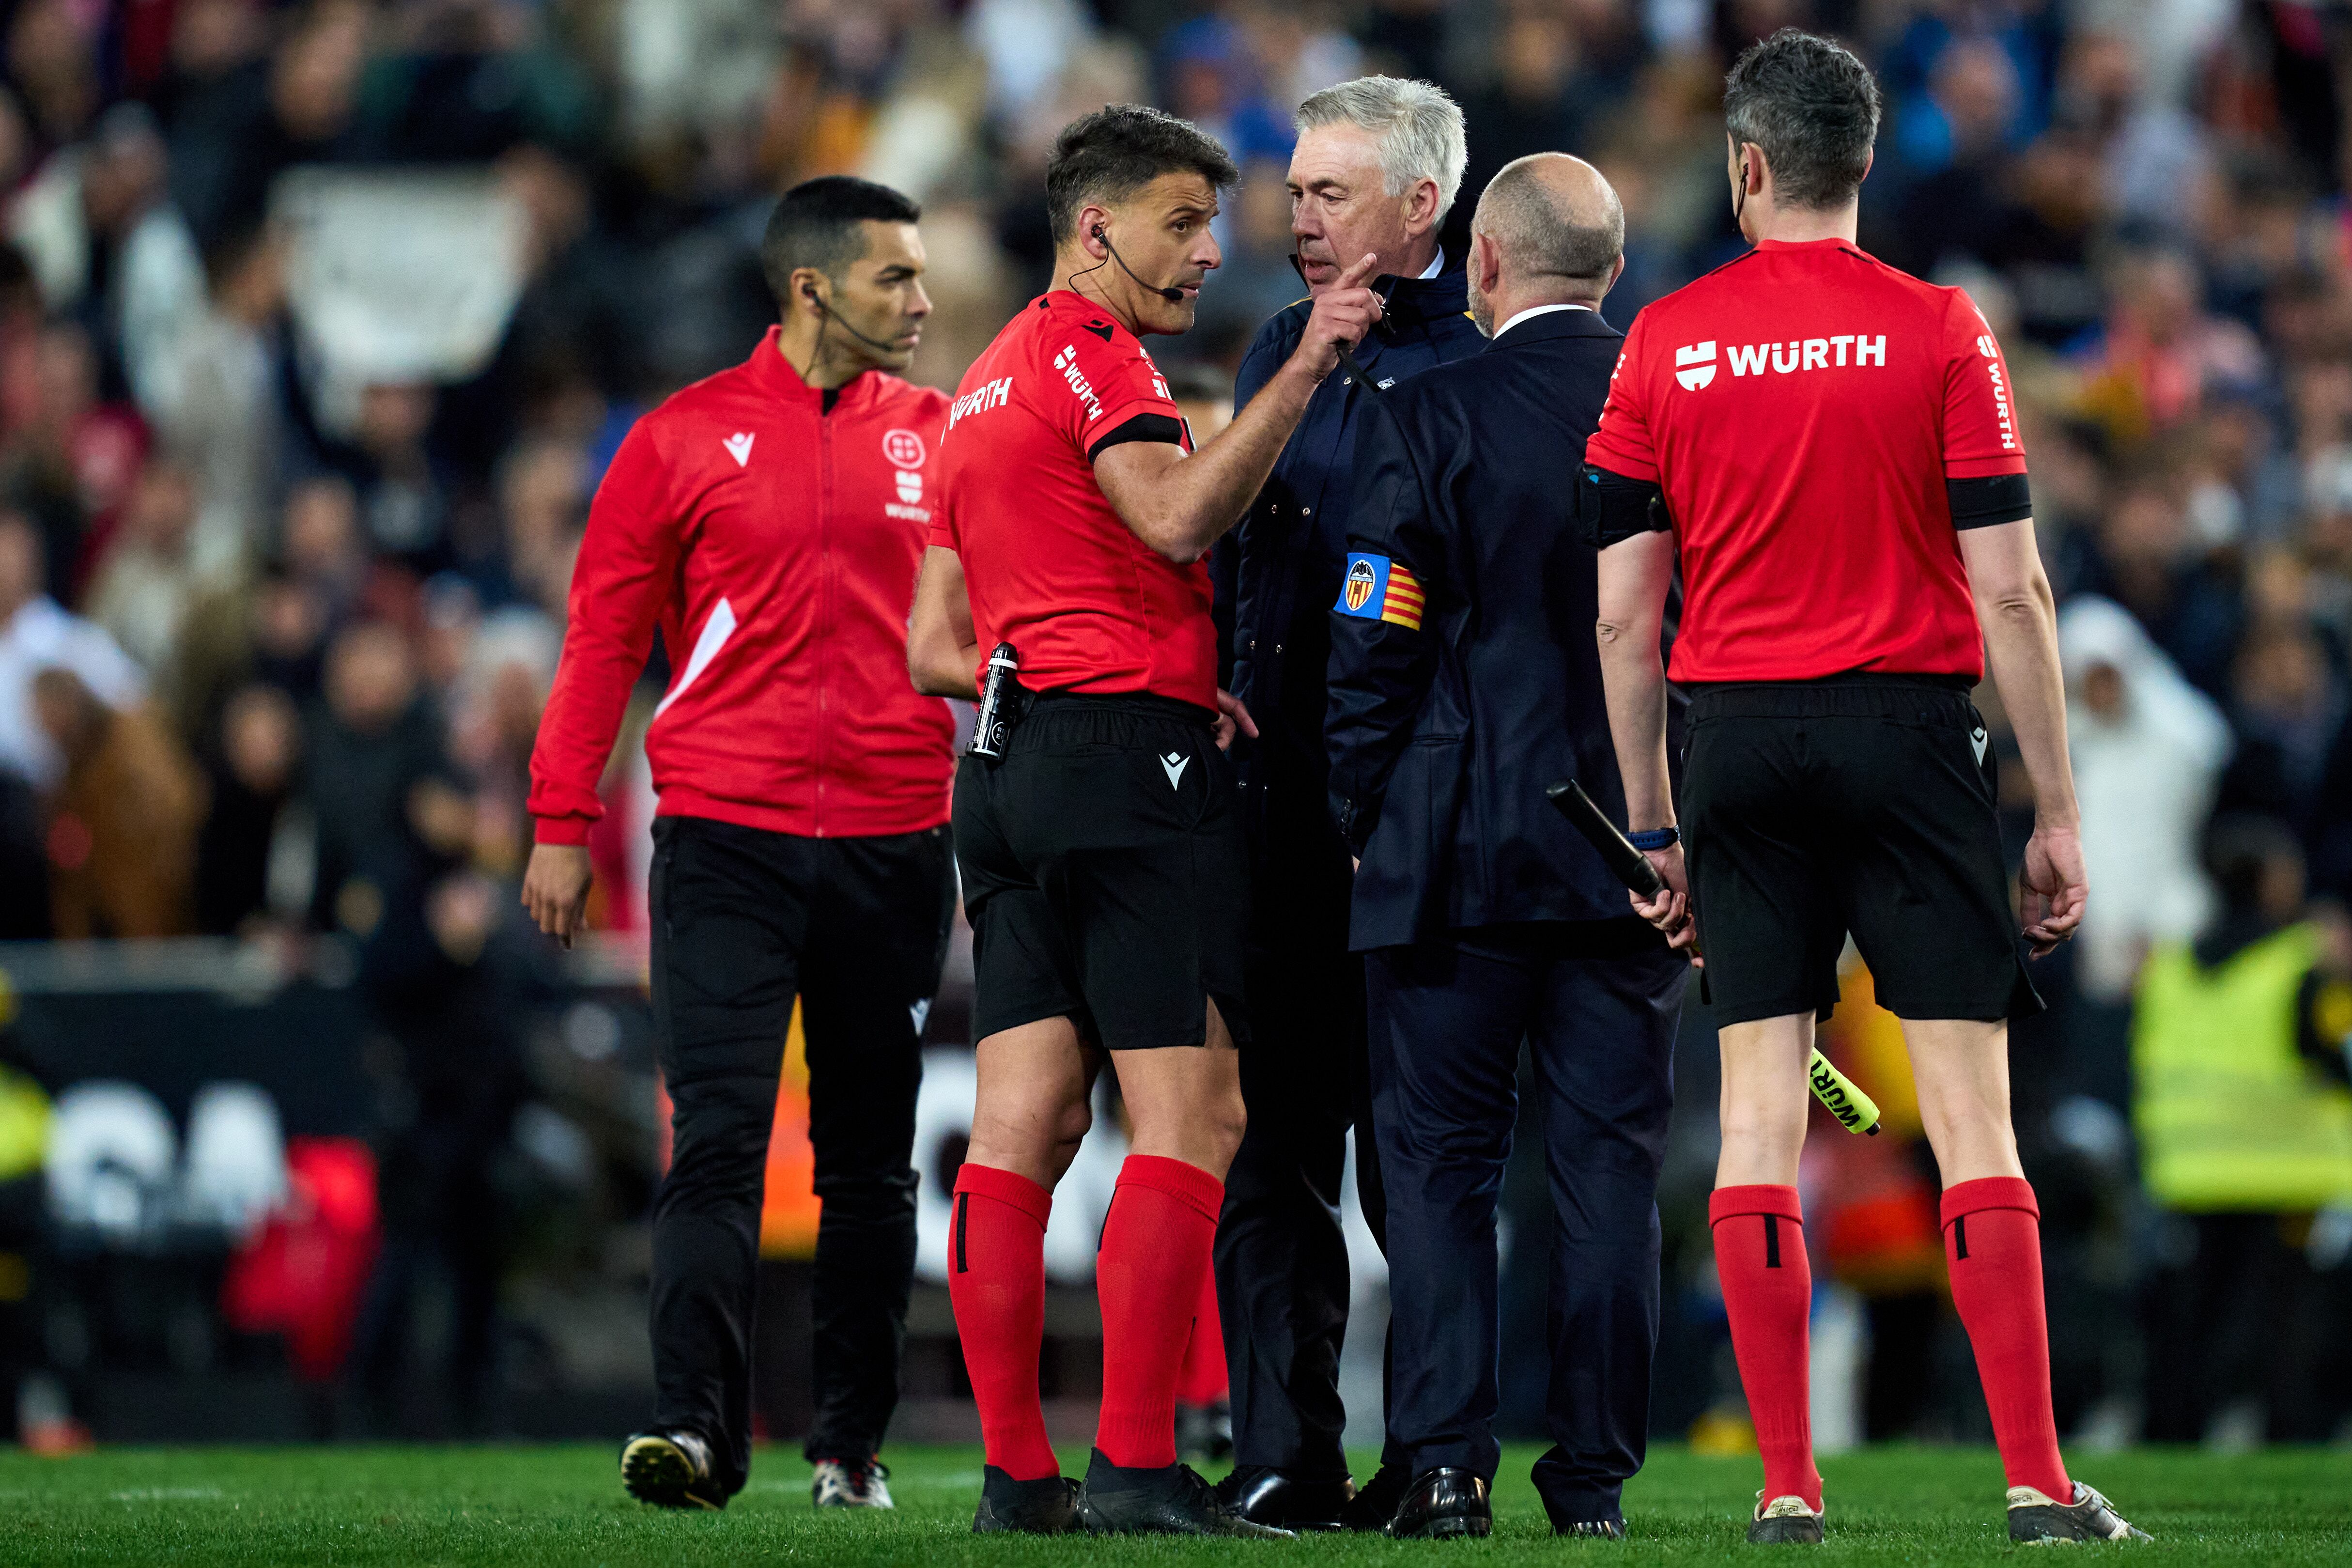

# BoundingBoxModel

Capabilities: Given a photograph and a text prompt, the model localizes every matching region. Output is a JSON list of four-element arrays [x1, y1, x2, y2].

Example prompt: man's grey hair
[[1473, 156, 1623, 287], [1295, 76, 1469, 222]]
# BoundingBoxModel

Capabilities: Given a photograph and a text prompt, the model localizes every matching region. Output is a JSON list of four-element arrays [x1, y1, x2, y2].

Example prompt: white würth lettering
[[948, 376, 1012, 430], [1714, 335, 1887, 378], [1054, 345, 1104, 422]]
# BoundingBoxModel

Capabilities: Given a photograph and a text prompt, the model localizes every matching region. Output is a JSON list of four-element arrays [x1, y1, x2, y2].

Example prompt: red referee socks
[[1095, 1154, 1224, 1469], [948, 1163, 1059, 1482], [1174, 1253, 1229, 1408], [1942, 1177, 2071, 1501], [1710, 1184, 1821, 1512]]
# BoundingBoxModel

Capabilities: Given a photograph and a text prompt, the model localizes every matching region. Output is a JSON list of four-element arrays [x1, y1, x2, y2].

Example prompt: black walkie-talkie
[[970, 643, 1020, 759]]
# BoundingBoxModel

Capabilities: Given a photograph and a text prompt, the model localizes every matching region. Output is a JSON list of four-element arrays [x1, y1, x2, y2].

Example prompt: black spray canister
[[969, 642, 1021, 759]]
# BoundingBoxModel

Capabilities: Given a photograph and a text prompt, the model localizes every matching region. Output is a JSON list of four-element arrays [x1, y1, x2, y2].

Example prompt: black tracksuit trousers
[[645, 816, 952, 1497]]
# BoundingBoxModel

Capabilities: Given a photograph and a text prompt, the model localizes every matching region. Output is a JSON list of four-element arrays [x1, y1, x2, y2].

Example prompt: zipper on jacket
[[815, 398, 833, 835]]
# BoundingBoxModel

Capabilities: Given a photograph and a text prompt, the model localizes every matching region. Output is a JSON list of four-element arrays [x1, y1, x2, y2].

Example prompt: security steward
[[524, 178, 953, 1513], [1211, 76, 1486, 1533], [2133, 816, 2352, 1442], [906, 104, 1379, 1537], [1325, 155, 1684, 1541], [1584, 30, 2147, 1546]]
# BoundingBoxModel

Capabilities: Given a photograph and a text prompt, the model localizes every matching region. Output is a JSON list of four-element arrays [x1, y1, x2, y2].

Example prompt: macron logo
[[1161, 751, 1190, 790], [1674, 341, 1717, 390], [723, 432, 754, 467]]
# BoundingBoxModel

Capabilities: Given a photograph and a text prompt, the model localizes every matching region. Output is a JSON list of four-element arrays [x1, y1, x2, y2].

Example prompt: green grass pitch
[[0, 1444, 2346, 1565]]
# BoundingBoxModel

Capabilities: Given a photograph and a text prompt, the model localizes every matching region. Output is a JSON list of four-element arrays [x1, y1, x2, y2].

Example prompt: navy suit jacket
[[1217, 267, 1488, 813], [1326, 306, 1676, 952]]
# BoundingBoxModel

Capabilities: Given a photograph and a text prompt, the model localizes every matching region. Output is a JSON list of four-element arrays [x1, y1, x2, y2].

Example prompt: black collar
[[1482, 306, 1620, 351]]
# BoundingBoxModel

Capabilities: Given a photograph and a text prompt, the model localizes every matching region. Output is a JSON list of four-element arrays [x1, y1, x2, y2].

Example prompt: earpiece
[[1088, 222, 1185, 304]]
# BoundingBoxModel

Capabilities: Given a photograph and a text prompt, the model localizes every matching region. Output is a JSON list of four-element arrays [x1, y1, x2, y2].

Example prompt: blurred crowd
[[0, 0, 2348, 1445]]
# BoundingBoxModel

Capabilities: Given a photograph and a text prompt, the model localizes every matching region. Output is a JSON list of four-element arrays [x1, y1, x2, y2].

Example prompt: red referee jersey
[[931, 291, 1215, 710], [1585, 237, 2027, 683], [528, 327, 955, 844]]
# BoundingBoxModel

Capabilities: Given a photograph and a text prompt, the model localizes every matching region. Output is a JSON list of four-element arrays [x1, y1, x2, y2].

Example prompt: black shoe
[[1215, 1465, 1354, 1531], [1076, 1449, 1293, 1537], [1388, 1466, 1492, 1540], [1176, 1400, 1234, 1463], [619, 1429, 724, 1510], [2007, 1481, 2152, 1543], [972, 1465, 1080, 1534], [1748, 1491, 1824, 1544], [1339, 1462, 1411, 1532]]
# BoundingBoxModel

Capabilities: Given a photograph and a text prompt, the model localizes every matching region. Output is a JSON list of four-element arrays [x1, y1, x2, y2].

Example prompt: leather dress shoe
[[1215, 1466, 1352, 1531], [1339, 1463, 1411, 1531], [1075, 1449, 1291, 1537], [1388, 1466, 1492, 1539]]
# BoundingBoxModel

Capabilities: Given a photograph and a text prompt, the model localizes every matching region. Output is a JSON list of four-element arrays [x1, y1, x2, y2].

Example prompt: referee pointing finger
[[1584, 31, 2148, 1549]]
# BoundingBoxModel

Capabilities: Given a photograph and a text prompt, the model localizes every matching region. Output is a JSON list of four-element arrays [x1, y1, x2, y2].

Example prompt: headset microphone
[[805, 287, 909, 354], [1092, 225, 1186, 303]]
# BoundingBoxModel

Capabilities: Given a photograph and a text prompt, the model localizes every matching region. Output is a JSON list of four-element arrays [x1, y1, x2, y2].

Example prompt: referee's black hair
[[1723, 29, 1881, 212], [1045, 104, 1238, 246], [759, 176, 921, 303]]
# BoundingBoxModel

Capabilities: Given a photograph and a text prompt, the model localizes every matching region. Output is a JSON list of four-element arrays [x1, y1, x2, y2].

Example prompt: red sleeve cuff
[[1944, 454, 2029, 480], [1581, 438, 1657, 485], [533, 815, 594, 847]]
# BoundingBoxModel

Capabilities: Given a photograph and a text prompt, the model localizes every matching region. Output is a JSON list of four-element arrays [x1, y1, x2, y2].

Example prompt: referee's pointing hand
[[1293, 252, 1384, 383]]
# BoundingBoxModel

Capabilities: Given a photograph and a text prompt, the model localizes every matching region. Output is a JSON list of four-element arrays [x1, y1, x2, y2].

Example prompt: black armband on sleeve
[[1086, 412, 1186, 463], [1575, 463, 1670, 549], [1948, 472, 2033, 530]]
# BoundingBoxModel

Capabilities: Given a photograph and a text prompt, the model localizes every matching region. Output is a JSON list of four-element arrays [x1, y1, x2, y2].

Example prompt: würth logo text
[[1674, 335, 1889, 390]]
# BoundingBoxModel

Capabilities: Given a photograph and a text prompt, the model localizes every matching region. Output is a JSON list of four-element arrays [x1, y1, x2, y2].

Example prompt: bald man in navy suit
[[1325, 155, 1687, 1541]]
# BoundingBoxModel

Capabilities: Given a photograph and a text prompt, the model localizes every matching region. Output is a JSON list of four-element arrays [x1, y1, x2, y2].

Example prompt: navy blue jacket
[[1217, 265, 1488, 812], [1326, 307, 1669, 951]]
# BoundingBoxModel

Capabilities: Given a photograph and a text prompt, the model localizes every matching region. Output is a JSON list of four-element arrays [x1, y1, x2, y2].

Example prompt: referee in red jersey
[[1584, 33, 2149, 1547], [906, 105, 1377, 1537], [524, 178, 954, 1513]]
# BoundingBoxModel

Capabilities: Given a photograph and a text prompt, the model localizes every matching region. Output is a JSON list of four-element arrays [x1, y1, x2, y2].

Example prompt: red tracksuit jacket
[[529, 328, 955, 845]]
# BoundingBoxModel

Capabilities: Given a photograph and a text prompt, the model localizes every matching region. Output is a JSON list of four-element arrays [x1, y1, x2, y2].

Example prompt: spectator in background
[[279, 474, 375, 624], [0, 509, 141, 790], [31, 665, 202, 937], [2216, 618, 2347, 838], [2073, 245, 2264, 441], [333, 382, 450, 572], [133, 220, 287, 576], [2065, 478, 2243, 699], [7, 99, 204, 390], [194, 680, 304, 935], [2132, 817, 2352, 1444], [306, 620, 458, 939], [86, 458, 204, 680], [350, 867, 533, 1436], [7, 320, 146, 600], [2060, 596, 2231, 1008]]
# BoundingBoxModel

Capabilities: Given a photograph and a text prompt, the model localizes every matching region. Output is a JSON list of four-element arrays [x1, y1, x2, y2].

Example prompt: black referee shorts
[[1681, 675, 2042, 1027], [953, 691, 1250, 1050]]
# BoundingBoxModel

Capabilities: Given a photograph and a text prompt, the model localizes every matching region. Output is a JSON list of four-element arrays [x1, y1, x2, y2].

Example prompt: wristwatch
[[1626, 826, 1680, 852]]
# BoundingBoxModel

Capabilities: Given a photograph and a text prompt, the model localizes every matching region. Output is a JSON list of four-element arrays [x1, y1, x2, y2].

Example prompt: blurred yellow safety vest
[[2133, 924, 2352, 1211]]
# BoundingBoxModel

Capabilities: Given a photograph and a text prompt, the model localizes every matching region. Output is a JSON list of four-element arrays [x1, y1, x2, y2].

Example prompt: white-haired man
[[1208, 75, 1486, 1533]]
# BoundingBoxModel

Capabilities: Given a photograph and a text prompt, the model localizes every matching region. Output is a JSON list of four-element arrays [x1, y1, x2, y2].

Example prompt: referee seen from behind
[[909, 104, 1379, 1537], [1584, 32, 2149, 1546], [525, 178, 954, 1512]]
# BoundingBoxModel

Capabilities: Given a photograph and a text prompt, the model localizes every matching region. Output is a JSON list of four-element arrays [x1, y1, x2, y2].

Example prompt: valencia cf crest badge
[[1343, 557, 1377, 612]]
